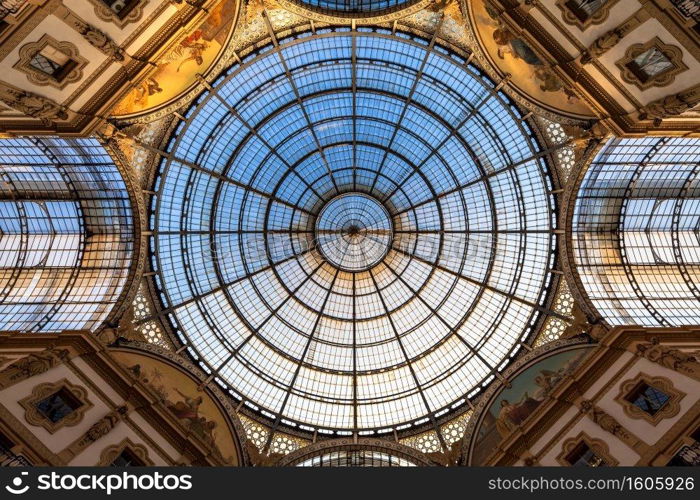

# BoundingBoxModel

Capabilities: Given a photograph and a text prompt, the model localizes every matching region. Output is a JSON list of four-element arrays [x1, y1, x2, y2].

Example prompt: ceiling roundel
[[150, 28, 557, 433]]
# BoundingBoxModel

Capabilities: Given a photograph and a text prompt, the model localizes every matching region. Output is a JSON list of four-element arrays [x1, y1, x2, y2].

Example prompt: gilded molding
[[460, 338, 591, 464], [13, 35, 87, 89], [614, 373, 685, 425], [86, 0, 149, 28], [0, 403, 65, 465], [97, 437, 153, 466], [555, 0, 621, 31], [616, 37, 688, 90], [110, 341, 251, 466], [556, 431, 619, 465], [19, 379, 93, 434]]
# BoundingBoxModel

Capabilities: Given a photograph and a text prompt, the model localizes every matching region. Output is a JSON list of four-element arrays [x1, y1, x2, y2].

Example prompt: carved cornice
[[0, 0, 233, 134], [469, 0, 700, 135]]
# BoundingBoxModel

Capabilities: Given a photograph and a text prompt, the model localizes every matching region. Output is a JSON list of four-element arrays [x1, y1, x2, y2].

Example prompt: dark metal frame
[[144, 26, 561, 441]]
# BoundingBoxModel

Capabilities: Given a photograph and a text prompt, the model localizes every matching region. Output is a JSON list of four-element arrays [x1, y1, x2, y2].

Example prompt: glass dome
[[288, 0, 419, 15], [150, 29, 557, 433]]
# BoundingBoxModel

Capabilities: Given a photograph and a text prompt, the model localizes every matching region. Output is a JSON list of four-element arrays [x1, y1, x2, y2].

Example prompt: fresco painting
[[112, 0, 239, 117], [111, 350, 239, 464], [470, 0, 594, 118], [472, 346, 593, 464]]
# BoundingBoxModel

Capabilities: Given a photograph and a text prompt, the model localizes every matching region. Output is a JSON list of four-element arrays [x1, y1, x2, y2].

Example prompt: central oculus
[[315, 193, 393, 272]]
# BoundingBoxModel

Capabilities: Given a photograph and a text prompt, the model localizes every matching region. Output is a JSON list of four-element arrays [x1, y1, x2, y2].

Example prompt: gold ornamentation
[[19, 379, 93, 434], [555, 0, 620, 30], [615, 373, 685, 425], [0, 347, 71, 389], [556, 431, 618, 465], [98, 438, 153, 466], [0, 87, 68, 123], [616, 38, 687, 91], [14, 35, 87, 89], [87, 0, 148, 28]]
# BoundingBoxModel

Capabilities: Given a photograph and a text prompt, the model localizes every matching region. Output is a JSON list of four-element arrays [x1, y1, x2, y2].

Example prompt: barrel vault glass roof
[[149, 29, 557, 433], [573, 137, 700, 327]]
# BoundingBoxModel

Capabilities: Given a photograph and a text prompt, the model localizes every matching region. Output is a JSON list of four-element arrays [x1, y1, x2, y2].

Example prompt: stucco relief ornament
[[245, 441, 283, 467], [559, 120, 608, 159], [580, 400, 630, 441], [580, 29, 623, 64], [0, 347, 70, 388], [639, 90, 700, 125], [428, 0, 454, 12], [74, 21, 125, 61], [426, 440, 462, 466], [0, 89, 67, 123], [636, 338, 700, 376], [79, 406, 128, 447]]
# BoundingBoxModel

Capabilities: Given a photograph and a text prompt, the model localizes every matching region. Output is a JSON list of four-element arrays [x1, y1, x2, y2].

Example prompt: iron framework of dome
[[285, 0, 421, 16], [148, 28, 558, 435]]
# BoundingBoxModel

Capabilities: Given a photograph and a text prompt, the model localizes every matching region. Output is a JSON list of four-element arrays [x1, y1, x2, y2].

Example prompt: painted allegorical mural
[[112, 0, 241, 118], [470, 345, 593, 465], [467, 0, 595, 119], [110, 349, 242, 465]]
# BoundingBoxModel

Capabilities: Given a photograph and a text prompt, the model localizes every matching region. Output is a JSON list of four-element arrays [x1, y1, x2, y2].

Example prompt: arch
[[571, 137, 700, 326], [277, 437, 433, 466], [0, 137, 137, 332]]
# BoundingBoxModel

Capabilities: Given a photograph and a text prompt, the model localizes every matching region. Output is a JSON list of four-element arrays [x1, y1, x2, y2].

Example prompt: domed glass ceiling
[[150, 29, 557, 433], [291, 0, 417, 15]]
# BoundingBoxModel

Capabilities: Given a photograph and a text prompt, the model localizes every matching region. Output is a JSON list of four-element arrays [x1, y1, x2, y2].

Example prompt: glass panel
[[150, 30, 556, 432], [573, 137, 700, 326], [0, 137, 134, 332], [293, 0, 416, 14], [626, 383, 670, 415], [35, 388, 81, 423], [109, 449, 145, 467], [567, 443, 606, 467], [629, 47, 674, 80], [296, 450, 416, 466], [566, 0, 608, 21]]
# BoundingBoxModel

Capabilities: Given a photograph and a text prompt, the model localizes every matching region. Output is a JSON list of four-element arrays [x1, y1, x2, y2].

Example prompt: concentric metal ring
[[150, 29, 557, 433], [316, 193, 393, 272]]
